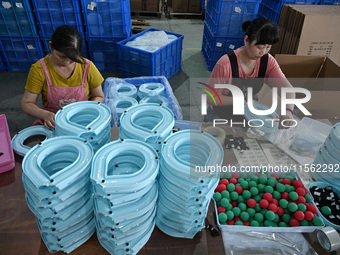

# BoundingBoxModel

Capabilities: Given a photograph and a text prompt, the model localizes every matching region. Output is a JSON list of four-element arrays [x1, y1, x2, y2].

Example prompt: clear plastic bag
[[125, 31, 171, 52]]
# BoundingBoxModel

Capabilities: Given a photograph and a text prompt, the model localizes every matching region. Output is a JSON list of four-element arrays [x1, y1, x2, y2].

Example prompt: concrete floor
[[0, 18, 211, 136]]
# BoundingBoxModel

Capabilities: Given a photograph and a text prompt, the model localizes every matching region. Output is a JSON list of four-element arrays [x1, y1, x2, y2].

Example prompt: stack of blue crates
[[31, 0, 88, 59], [0, 0, 44, 72], [258, 0, 320, 24], [320, 0, 340, 3], [202, 0, 260, 71], [80, 0, 132, 72]]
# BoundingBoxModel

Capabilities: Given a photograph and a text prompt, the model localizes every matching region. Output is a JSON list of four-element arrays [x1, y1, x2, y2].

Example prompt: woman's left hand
[[278, 111, 294, 129]]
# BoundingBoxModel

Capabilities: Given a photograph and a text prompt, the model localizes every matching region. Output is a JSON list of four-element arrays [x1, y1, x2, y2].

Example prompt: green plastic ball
[[264, 220, 274, 227], [250, 220, 260, 227], [240, 211, 250, 221], [273, 191, 281, 200], [288, 203, 298, 212], [232, 207, 241, 216], [282, 214, 291, 224], [254, 213, 264, 222], [278, 222, 288, 227], [267, 177, 277, 187], [312, 217, 324, 226], [249, 181, 257, 188], [253, 195, 262, 203], [235, 221, 244, 226], [265, 210, 275, 221], [221, 190, 230, 199], [227, 183, 235, 192], [279, 199, 289, 209], [226, 210, 234, 220], [242, 190, 252, 200], [213, 192, 222, 202], [289, 191, 299, 201], [321, 206, 332, 216], [220, 198, 230, 207], [264, 185, 274, 194], [276, 183, 285, 193], [240, 181, 249, 189], [238, 202, 247, 212], [230, 191, 239, 200], [304, 194, 312, 203], [250, 187, 259, 196], [298, 203, 307, 212], [237, 196, 245, 203], [247, 208, 256, 217], [258, 184, 265, 193], [218, 213, 227, 223]]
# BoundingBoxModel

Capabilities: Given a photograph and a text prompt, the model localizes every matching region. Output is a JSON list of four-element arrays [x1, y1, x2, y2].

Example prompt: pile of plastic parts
[[156, 130, 224, 238], [55, 101, 111, 152], [312, 122, 340, 190], [119, 103, 174, 152], [91, 139, 159, 254], [22, 136, 95, 253], [137, 82, 165, 99]]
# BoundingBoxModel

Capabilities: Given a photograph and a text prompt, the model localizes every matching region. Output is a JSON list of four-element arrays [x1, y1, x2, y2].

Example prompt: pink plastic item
[[0, 114, 15, 173]]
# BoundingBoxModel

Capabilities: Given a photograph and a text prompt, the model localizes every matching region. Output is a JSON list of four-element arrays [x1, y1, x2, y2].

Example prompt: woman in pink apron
[[21, 25, 104, 129]]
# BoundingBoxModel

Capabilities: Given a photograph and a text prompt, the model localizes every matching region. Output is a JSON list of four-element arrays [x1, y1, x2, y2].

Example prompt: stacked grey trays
[[156, 130, 224, 238], [91, 139, 159, 255], [22, 136, 95, 253]]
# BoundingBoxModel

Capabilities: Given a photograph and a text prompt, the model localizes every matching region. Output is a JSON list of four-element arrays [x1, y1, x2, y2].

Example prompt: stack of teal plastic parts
[[156, 130, 224, 238], [137, 82, 165, 99], [55, 101, 111, 152], [312, 122, 340, 190], [119, 103, 174, 152], [22, 136, 95, 253], [91, 139, 159, 255]]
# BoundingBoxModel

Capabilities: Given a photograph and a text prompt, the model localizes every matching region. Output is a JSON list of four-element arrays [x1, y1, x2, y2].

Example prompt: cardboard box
[[130, 0, 159, 12], [172, 0, 201, 13], [271, 5, 340, 66], [258, 54, 340, 119]]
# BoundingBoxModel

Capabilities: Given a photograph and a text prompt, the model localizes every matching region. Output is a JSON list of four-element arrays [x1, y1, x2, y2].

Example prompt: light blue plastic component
[[139, 95, 169, 108], [11, 126, 56, 157], [119, 103, 174, 145], [91, 139, 159, 194], [114, 97, 138, 115], [93, 183, 158, 224], [137, 82, 165, 99], [244, 101, 279, 133], [115, 82, 138, 99], [22, 136, 93, 190], [55, 101, 111, 137], [324, 135, 340, 160]]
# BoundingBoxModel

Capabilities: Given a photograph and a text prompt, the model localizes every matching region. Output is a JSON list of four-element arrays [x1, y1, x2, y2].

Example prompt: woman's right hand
[[42, 111, 56, 129]]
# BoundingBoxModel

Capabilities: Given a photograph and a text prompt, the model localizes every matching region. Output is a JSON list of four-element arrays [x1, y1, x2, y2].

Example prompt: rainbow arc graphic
[[197, 82, 222, 106]]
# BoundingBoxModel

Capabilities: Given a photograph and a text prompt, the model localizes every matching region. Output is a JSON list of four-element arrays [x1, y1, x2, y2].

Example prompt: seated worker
[[206, 17, 295, 129], [21, 25, 104, 129]]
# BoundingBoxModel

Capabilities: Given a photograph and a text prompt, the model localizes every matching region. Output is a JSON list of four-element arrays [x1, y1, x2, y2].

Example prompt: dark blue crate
[[80, 0, 132, 38], [0, 36, 44, 72], [87, 37, 124, 72], [0, 0, 38, 36], [0, 51, 6, 72], [205, 0, 260, 37], [117, 28, 184, 79], [41, 37, 89, 59], [320, 0, 340, 4], [202, 23, 244, 71], [259, 0, 320, 24], [32, 0, 84, 37]]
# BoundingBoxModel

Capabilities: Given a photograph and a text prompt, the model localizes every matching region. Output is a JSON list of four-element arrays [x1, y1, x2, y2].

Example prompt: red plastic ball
[[234, 216, 241, 222], [247, 198, 256, 208], [304, 211, 314, 221], [296, 187, 305, 196], [281, 192, 289, 200], [232, 173, 240, 179], [263, 192, 273, 202], [293, 180, 303, 189], [216, 184, 227, 193], [255, 173, 261, 177], [235, 185, 243, 195], [303, 187, 308, 195], [289, 218, 300, 227], [259, 199, 269, 209], [220, 179, 229, 186], [271, 198, 279, 206], [307, 204, 318, 214], [271, 173, 280, 180], [243, 221, 250, 226], [297, 196, 306, 204], [282, 179, 291, 185], [227, 219, 235, 225], [268, 203, 278, 213], [217, 206, 226, 214], [230, 200, 238, 207], [276, 206, 284, 216], [294, 211, 305, 221], [229, 178, 238, 185]]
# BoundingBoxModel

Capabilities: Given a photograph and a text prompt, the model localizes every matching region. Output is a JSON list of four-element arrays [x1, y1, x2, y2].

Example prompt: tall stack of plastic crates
[[31, 0, 88, 59], [0, 0, 44, 72], [258, 0, 320, 24], [202, 0, 260, 71], [80, 0, 132, 72]]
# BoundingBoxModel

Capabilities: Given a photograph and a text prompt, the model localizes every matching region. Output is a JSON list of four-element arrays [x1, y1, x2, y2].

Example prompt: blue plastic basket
[[205, 0, 260, 37], [0, 36, 44, 72], [320, 0, 340, 4], [0, 52, 6, 72], [0, 0, 38, 36], [80, 0, 132, 38], [201, 23, 244, 71], [117, 28, 184, 79], [259, 0, 320, 24], [41, 37, 89, 59], [31, 0, 84, 37], [86, 36, 124, 72]]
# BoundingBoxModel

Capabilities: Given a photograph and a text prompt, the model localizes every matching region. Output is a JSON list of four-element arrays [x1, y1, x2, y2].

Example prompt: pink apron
[[33, 58, 89, 126]]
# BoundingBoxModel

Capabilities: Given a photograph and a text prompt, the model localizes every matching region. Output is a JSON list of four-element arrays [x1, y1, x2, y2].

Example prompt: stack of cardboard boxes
[[130, 0, 160, 13]]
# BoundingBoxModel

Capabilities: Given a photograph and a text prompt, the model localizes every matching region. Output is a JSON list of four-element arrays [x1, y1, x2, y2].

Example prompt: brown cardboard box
[[258, 54, 340, 119], [271, 5, 340, 66], [172, 0, 201, 13], [130, 0, 159, 12]]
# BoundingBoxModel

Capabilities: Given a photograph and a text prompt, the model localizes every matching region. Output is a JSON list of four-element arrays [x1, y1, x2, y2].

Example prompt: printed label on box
[[15, 2, 23, 8], [2, 2, 12, 9]]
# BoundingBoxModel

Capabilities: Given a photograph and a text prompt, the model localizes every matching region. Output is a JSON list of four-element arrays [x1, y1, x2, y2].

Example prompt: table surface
[[0, 126, 332, 255]]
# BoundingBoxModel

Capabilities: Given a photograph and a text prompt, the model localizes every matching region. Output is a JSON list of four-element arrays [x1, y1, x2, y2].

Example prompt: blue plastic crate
[[205, 0, 260, 37], [0, 52, 6, 72], [41, 37, 89, 59], [201, 23, 244, 71], [0, 36, 44, 72], [31, 0, 84, 37], [80, 0, 132, 38], [87, 37, 123, 72], [117, 28, 184, 79], [259, 0, 320, 24], [320, 0, 340, 4], [0, 0, 38, 36]]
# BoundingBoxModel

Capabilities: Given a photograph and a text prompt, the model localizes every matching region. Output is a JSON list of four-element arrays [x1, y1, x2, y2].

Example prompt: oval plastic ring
[[115, 82, 138, 99], [11, 126, 56, 157], [139, 95, 169, 108], [138, 82, 165, 99], [113, 97, 138, 115]]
